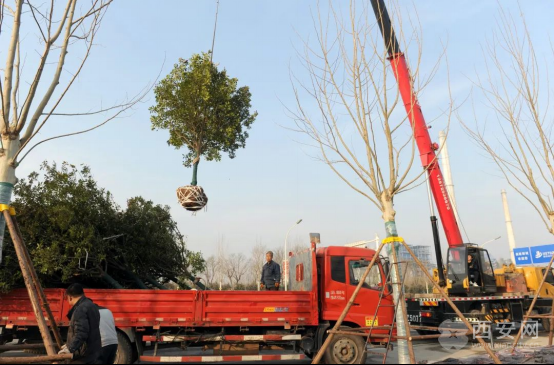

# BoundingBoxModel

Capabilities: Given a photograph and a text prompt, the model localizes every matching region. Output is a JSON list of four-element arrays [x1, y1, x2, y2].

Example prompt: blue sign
[[530, 244, 554, 265], [514, 247, 533, 266]]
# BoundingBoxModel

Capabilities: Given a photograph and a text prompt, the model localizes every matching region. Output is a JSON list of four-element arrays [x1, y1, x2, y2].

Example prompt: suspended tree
[[290, 1, 449, 362], [0, 0, 150, 262], [150, 53, 257, 212]]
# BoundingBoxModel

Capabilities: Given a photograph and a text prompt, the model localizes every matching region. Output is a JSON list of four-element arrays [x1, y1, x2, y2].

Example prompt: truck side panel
[[202, 291, 318, 327], [89, 289, 198, 328], [0, 289, 66, 326], [0, 244, 320, 330], [1, 289, 319, 328]]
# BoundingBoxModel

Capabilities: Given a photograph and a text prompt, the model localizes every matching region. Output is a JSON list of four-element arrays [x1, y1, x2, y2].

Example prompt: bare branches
[[290, 0, 450, 216], [20, 0, 77, 141], [465, 5, 554, 233], [2, 0, 23, 133], [17, 83, 153, 165], [0, 0, 129, 171]]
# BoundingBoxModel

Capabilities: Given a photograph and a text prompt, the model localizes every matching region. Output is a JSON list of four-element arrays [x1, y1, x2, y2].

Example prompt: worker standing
[[58, 283, 101, 364], [260, 251, 281, 291], [97, 306, 119, 364]]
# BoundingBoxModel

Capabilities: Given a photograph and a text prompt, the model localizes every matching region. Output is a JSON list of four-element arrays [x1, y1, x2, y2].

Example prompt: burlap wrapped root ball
[[176, 185, 208, 212]]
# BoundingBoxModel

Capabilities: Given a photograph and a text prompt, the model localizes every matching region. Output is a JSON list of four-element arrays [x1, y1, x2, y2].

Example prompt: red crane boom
[[370, 0, 464, 247]]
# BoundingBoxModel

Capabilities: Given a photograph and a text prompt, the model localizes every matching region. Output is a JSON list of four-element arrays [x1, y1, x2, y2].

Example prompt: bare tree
[[465, 6, 554, 234], [223, 253, 249, 290], [289, 1, 449, 361], [214, 234, 226, 290], [291, 234, 308, 254], [0, 0, 152, 260], [249, 239, 267, 287], [203, 255, 219, 288], [290, 0, 447, 234]]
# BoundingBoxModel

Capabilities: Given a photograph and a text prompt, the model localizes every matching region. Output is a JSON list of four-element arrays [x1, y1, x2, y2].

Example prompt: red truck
[[0, 234, 394, 364]]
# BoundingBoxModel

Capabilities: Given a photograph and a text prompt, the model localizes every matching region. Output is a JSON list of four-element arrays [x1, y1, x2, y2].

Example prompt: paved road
[[140, 330, 552, 364], [1, 332, 550, 363]]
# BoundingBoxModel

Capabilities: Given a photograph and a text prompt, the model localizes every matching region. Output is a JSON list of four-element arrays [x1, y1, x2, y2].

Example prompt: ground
[[1, 330, 550, 364]]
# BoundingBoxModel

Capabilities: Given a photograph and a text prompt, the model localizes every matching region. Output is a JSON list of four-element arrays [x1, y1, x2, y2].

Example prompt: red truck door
[[322, 256, 348, 319], [345, 257, 393, 329]]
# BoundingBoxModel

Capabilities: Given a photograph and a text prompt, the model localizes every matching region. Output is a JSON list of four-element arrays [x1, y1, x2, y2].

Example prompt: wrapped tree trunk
[[382, 192, 412, 364], [0, 137, 19, 263]]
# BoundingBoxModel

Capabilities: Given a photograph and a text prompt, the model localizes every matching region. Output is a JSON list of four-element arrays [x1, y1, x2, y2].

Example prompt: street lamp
[[481, 236, 501, 247], [284, 219, 303, 291]]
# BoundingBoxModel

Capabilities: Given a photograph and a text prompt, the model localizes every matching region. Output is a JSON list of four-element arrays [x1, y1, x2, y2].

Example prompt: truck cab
[[315, 246, 394, 335], [446, 245, 497, 295]]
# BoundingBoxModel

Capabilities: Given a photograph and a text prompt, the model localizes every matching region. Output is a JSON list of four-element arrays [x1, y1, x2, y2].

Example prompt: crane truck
[[369, 0, 553, 333]]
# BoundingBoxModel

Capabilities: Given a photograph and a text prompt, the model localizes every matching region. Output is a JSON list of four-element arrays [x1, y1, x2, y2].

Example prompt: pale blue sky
[[12, 1, 554, 261]]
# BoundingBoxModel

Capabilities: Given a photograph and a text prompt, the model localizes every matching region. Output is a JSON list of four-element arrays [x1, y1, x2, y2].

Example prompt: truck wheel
[[114, 331, 134, 364], [324, 327, 366, 364]]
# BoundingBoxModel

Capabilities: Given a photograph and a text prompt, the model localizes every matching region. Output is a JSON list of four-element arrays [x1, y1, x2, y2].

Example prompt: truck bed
[[0, 288, 319, 329]]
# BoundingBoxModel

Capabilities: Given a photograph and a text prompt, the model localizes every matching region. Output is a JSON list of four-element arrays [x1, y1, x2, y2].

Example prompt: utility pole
[[501, 190, 517, 265]]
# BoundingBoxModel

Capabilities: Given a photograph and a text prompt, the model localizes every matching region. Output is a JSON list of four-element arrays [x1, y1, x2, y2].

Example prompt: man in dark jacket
[[58, 283, 102, 364], [260, 251, 281, 291], [468, 254, 480, 287]]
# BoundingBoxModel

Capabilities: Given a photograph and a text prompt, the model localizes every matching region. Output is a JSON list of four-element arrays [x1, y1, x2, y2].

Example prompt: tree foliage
[[0, 162, 204, 292], [150, 52, 257, 183]]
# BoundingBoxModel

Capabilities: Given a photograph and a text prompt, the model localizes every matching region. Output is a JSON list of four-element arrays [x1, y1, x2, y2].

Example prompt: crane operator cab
[[446, 245, 497, 296]]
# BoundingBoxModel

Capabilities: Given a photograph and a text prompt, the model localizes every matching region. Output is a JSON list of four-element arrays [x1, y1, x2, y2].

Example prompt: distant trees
[[0, 162, 204, 292], [199, 237, 310, 291], [249, 240, 268, 288]]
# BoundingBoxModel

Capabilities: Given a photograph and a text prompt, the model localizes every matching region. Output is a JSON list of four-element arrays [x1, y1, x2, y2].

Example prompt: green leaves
[[0, 162, 204, 292], [150, 53, 257, 174]]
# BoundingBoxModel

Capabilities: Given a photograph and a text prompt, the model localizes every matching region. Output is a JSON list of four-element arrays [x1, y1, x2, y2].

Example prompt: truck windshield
[[349, 260, 381, 290], [542, 269, 554, 285], [447, 247, 467, 282]]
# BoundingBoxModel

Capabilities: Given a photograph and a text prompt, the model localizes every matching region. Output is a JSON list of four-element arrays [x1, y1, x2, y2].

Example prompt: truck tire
[[324, 327, 366, 364], [114, 331, 134, 364]]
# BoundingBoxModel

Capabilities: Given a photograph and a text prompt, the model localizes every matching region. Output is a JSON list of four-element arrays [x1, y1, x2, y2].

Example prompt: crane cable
[[210, 0, 220, 63]]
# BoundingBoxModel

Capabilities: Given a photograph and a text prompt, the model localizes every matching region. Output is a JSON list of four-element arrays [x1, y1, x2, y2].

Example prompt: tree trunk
[[145, 275, 167, 290], [0, 135, 19, 264], [191, 155, 200, 186], [124, 270, 148, 289], [100, 270, 124, 289], [186, 273, 207, 290], [381, 192, 411, 364], [168, 275, 192, 290]]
